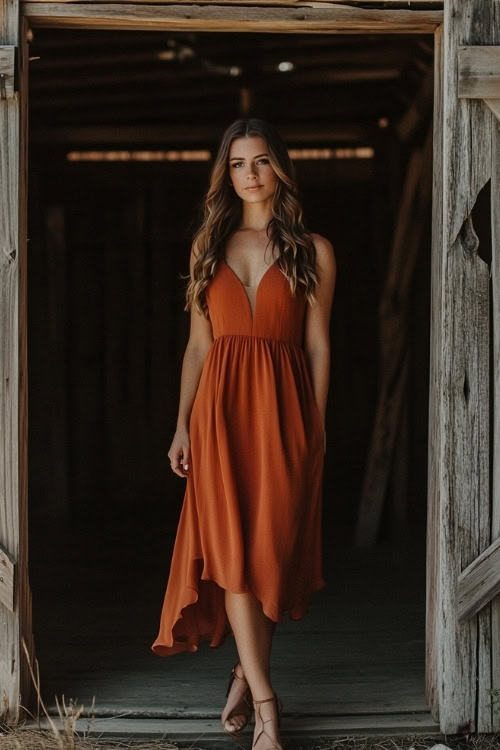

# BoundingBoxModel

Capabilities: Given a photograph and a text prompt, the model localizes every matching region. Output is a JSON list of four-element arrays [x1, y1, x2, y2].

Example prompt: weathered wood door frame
[[2, 0, 500, 735], [0, 6, 33, 722], [426, 8, 500, 733]]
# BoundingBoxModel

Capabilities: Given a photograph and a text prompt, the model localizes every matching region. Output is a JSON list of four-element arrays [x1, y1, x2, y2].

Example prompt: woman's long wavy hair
[[184, 118, 319, 318]]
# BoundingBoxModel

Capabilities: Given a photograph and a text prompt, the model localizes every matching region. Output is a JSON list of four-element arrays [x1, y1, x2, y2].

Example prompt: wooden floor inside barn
[[27, 512, 437, 740]]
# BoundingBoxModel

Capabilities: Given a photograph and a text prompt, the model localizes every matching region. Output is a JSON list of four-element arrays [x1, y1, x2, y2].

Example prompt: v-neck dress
[[151, 256, 326, 656]]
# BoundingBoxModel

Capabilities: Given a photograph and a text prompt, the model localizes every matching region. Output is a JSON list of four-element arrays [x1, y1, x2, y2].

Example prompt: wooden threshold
[[23, 713, 442, 746]]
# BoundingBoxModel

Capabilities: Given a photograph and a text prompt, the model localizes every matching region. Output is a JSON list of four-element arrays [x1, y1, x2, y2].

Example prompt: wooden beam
[[27, 42, 422, 73], [22, 0, 445, 5], [30, 66, 401, 92], [0, 10, 35, 722], [425, 23, 442, 724], [484, 99, 500, 122], [458, 46, 500, 99], [0, 545, 15, 612], [491, 106, 500, 744], [22, 4, 443, 32], [28, 122, 373, 144], [28, 88, 396, 122], [458, 537, 500, 623]]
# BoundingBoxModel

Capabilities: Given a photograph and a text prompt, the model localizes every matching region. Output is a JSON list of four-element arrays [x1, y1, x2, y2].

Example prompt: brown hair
[[184, 117, 319, 317]]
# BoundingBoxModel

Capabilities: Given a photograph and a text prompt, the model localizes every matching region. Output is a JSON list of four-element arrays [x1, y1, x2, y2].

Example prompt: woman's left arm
[[303, 234, 337, 451]]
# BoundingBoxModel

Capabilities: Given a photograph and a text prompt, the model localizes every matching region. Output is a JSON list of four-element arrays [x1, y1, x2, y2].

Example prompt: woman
[[151, 117, 336, 750]]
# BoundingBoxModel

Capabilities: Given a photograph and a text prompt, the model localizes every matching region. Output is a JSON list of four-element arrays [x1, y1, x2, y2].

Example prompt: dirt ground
[[1, 727, 500, 750]]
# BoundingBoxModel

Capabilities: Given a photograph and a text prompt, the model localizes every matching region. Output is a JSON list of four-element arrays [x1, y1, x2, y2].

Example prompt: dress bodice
[[206, 258, 307, 347]]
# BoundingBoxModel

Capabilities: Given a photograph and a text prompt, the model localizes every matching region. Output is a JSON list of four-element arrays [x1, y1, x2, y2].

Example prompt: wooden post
[[490, 110, 500, 736], [0, 9, 35, 723], [426, 0, 499, 733]]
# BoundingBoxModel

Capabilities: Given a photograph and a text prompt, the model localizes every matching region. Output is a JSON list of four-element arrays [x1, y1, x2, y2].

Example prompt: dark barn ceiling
[[27, 29, 434, 148]]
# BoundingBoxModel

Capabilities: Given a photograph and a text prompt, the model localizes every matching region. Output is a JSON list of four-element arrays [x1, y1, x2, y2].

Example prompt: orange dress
[[151, 257, 326, 656]]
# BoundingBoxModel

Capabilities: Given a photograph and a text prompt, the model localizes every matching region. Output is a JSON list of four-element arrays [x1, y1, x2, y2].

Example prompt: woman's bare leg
[[224, 590, 281, 745]]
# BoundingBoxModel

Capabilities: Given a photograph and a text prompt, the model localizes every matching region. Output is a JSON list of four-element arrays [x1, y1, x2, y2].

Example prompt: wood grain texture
[[0, 8, 35, 723], [485, 98, 500, 121], [491, 113, 500, 739], [21, 4, 443, 32], [458, 46, 500, 99], [0, 45, 15, 97], [20, 0, 444, 4], [425, 22, 442, 725], [0, 545, 15, 611], [426, 0, 499, 734], [23, 714, 441, 744], [458, 537, 500, 622]]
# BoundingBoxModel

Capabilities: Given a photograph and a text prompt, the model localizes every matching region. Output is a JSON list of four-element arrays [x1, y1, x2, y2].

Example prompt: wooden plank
[[24, 713, 441, 743], [0, 8, 35, 722], [23, 714, 441, 744], [0, 46, 15, 97], [29, 123, 372, 145], [458, 46, 500, 99], [21, 4, 443, 32], [484, 98, 500, 121], [425, 22, 442, 725], [426, 0, 497, 734], [30, 66, 400, 93], [0, 544, 15, 612], [458, 537, 500, 622], [20, 0, 445, 5], [491, 112, 500, 737]]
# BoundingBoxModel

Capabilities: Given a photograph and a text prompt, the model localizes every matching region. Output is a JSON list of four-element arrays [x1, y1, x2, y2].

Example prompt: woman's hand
[[168, 427, 191, 478]]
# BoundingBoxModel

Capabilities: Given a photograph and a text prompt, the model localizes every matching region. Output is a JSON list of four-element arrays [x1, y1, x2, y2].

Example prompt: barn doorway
[[26, 28, 437, 737]]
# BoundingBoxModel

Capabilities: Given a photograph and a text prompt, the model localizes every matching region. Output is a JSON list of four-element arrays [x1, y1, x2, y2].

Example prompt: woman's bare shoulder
[[308, 232, 336, 268]]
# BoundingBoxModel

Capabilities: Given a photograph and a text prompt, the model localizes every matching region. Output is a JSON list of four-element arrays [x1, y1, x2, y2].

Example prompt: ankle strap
[[253, 694, 276, 705]]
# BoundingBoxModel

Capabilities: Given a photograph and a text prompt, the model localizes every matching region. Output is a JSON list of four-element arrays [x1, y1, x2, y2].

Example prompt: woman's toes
[[229, 714, 244, 730]]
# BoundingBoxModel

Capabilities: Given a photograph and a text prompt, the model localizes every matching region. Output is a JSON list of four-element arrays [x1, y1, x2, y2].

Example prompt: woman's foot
[[252, 693, 283, 750], [221, 662, 253, 736]]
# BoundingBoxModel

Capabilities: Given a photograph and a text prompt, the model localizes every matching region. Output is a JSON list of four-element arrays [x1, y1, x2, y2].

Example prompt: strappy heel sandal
[[252, 693, 284, 750], [221, 662, 253, 739]]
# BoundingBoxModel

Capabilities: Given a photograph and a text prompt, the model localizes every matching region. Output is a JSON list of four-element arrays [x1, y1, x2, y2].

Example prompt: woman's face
[[228, 135, 279, 203]]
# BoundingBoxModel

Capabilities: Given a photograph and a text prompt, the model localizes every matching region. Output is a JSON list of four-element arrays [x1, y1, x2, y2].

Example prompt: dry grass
[[0, 639, 498, 750], [0, 729, 181, 750], [303, 735, 500, 750]]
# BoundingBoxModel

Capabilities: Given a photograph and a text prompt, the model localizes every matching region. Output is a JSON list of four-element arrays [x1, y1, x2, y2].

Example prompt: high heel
[[252, 693, 283, 750], [221, 662, 253, 739]]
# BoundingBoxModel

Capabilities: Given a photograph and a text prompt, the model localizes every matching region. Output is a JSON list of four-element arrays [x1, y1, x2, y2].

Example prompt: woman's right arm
[[168, 244, 214, 479]]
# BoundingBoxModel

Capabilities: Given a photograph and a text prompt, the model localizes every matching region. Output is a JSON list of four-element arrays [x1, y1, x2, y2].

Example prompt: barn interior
[[26, 28, 439, 738]]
